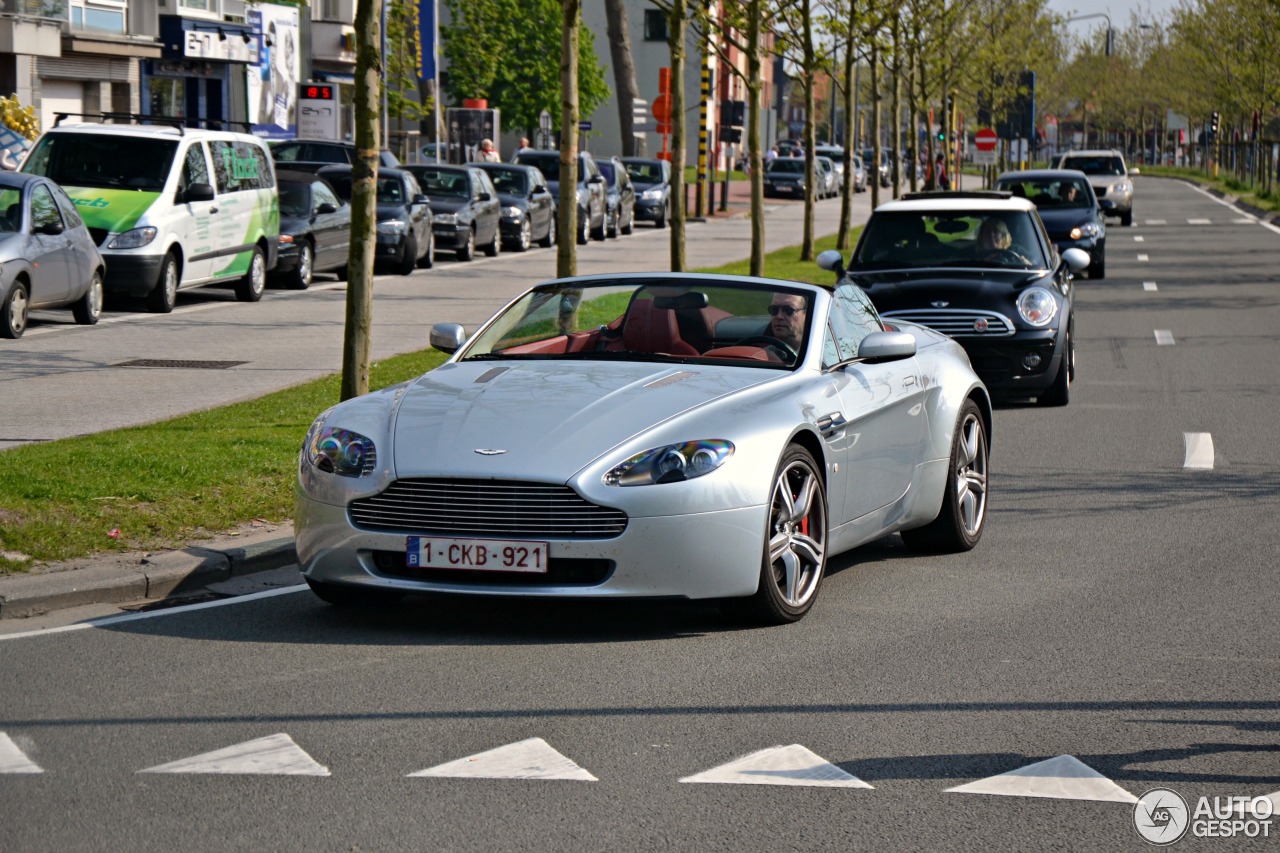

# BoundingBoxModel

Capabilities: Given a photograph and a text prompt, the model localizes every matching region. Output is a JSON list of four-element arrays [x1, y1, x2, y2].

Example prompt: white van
[[20, 119, 279, 312]]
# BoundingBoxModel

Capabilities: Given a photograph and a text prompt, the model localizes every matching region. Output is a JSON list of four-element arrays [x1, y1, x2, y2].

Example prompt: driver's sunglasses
[[768, 304, 803, 317]]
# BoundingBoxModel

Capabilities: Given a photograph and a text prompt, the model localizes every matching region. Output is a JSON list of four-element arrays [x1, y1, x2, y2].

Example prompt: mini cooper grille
[[881, 309, 1015, 338], [349, 479, 628, 538]]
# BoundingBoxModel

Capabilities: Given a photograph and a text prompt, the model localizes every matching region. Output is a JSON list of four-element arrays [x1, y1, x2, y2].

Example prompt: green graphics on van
[[62, 187, 160, 234], [209, 180, 281, 279]]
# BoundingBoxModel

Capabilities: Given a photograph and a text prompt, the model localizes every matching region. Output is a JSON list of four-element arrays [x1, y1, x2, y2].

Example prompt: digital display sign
[[302, 85, 335, 101]]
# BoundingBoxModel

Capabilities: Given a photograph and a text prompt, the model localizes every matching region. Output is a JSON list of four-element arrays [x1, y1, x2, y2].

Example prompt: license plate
[[406, 536, 549, 573]]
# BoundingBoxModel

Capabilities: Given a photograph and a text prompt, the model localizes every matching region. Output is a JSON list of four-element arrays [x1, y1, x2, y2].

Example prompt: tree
[[341, 0, 382, 402], [605, 0, 643, 156], [558, 0, 581, 278], [667, 0, 690, 271]]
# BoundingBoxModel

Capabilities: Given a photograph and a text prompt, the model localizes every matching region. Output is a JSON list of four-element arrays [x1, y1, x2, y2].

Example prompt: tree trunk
[[837, 19, 855, 251], [800, 0, 815, 261], [341, 0, 382, 402], [668, 0, 688, 271], [604, 0, 642, 157], [869, 39, 881, 209], [557, 0, 580, 278], [890, 14, 901, 200], [747, 0, 766, 275]]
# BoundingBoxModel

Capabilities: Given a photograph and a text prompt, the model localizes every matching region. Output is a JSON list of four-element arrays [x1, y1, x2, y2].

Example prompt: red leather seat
[[611, 300, 699, 356]]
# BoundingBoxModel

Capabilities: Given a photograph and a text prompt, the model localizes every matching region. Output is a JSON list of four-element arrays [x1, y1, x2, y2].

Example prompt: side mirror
[[185, 182, 215, 203], [816, 249, 846, 277], [856, 331, 917, 363], [412, 194, 431, 206], [1130, 166, 1141, 176], [1061, 247, 1091, 273], [315, 202, 338, 215], [36, 220, 65, 236], [430, 322, 467, 354], [588, 175, 604, 185]]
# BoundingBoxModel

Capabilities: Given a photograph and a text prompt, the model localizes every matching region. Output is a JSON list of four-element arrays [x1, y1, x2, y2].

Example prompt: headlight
[[641, 188, 663, 200], [433, 212, 457, 225], [1017, 287, 1059, 327], [604, 440, 734, 486], [108, 227, 158, 250], [304, 423, 377, 478], [1114, 181, 1131, 193], [502, 206, 522, 219], [1068, 223, 1099, 240]]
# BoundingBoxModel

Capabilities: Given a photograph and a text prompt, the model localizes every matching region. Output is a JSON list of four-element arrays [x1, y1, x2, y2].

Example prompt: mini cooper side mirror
[[430, 322, 467, 354], [816, 249, 845, 277], [1061, 247, 1091, 273]]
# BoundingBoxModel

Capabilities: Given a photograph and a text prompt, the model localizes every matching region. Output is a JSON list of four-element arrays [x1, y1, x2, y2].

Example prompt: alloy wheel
[[767, 458, 827, 608]]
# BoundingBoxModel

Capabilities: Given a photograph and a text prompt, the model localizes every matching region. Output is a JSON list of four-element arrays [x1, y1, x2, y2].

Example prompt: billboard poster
[[247, 3, 301, 139]]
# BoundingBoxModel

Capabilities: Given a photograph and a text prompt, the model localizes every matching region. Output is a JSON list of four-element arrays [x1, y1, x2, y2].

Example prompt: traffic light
[[1210, 111, 1221, 137]]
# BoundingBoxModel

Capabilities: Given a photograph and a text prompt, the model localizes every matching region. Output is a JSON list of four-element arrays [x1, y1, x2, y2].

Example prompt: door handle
[[209, 206, 219, 214]]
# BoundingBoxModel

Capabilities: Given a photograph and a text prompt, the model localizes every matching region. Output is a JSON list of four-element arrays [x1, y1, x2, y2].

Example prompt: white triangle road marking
[[1137, 253, 1150, 262], [679, 744, 874, 788], [946, 754, 1137, 803], [1233, 217, 1257, 224], [0, 731, 43, 774], [1155, 329, 1175, 345], [138, 733, 330, 776], [1183, 432, 1215, 469], [409, 737, 597, 781], [1146, 219, 1167, 225]]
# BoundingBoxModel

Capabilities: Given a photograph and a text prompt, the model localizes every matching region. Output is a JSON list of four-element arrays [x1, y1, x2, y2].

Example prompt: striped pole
[[696, 42, 712, 217]]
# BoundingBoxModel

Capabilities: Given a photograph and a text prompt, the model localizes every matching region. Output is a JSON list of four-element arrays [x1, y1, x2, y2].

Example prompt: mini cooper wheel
[[901, 399, 988, 553], [731, 445, 828, 624], [306, 578, 403, 607], [235, 246, 266, 302], [289, 240, 314, 289], [146, 252, 180, 314], [1038, 326, 1072, 407], [1, 280, 29, 338], [72, 270, 104, 325]]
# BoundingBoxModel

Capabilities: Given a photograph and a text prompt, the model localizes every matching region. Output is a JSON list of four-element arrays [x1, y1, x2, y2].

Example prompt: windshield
[[597, 162, 616, 183], [376, 176, 406, 204], [1060, 156, 1125, 176], [409, 167, 469, 199], [460, 278, 813, 368], [624, 161, 663, 183], [996, 177, 1093, 209], [485, 168, 528, 196], [766, 159, 804, 174], [853, 209, 1049, 270], [515, 153, 559, 182], [278, 181, 311, 216], [22, 132, 179, 191]]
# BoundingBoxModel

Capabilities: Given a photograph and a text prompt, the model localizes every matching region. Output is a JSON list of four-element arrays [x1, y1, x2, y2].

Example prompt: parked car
[[1055, 149, 1135, 226], [513, 149, 607, 244], [272, 170, 354, 288], [621, 157, 671, 228], [763, 157, 809, 199], [814, 145, 847, 192], [860, 147, 892, 187], [269, 139, 400, 173], [597, 156, 636, 237], [0, 172, 105, 338], [815, 156, 839, 198], [820, 190, 1090, 406], [851, 155, 868, 192], [474, 162, 556, 251], [295, 272, 992, 624], [315, 165, 433, 274], [994, 169, 1106, 278], [404, 163, 502, 261]]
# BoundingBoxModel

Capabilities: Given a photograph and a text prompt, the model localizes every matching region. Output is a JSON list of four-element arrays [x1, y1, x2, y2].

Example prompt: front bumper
[[295, 491, 767, 600], [954, 329, 1064, 397], [273, 241, 301, 274], [634, 197, 666, 220], [432, 224, 469, 250], [498, 215, 524, 241], [101, 253, 164, 296], [764, 182, 805, 196], [376, 232, 407, 260]]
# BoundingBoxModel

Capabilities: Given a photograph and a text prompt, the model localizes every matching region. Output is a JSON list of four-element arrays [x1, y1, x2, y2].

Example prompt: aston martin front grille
[[882, 309, 1015, 338], [349, 478, 628, 538]]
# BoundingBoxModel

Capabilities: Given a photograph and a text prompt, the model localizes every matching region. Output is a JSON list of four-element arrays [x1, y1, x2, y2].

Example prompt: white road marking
[[1183, 433, 1215, 469], [1134, 235, 1145, 242], [679, 744, 874, 788], [1187, 218, 1212, 225], [1155, 330, 1175, 345], [1182, 181, 1280, 237], [1137, 253, 1150, 262], [139, 733, 330, 776], [1233, 218, 1258, 224], [0, 585, 308, 643], [409, 737, 597, 781], [1143, 282, 1158, 291], [945, 755, 1138, 803], [1146, 219, 1167, 225], [0, 732, 43, 774]]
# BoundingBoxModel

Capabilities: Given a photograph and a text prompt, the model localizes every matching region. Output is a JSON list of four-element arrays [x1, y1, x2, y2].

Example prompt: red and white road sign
[[975, 128, 998, 152]]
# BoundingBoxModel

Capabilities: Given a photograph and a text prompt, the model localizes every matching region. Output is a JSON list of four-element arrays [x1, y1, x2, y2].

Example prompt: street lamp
[[1064, 13, 1114, 56]]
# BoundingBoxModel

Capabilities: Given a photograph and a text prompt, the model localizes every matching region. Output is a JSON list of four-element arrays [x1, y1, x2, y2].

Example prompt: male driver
[[768, 292, 808, 357]]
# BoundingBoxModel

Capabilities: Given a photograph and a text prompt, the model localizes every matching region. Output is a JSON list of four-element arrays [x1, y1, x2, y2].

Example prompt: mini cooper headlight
[[304, 424, 377, 477], [377, 219, 408, 235], [1017, 287, 1059, 327], [1069, 223, 1099, 240], [604, 440, 734, 486], [108, 227, 158, 250]]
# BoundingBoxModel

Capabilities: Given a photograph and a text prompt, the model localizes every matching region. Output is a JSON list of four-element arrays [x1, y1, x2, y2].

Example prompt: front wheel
[[397, 234, 418, 275], [512, 217, 532, 252], [901, 399, 988, 552], [288, 241, 314, 289], [483, 228, 501, 257], [538, 215, 556, 248], [727, 446, 828, 624], [1, 280, 29, 338], [655, 203, 667, 229], [234, 246, 266, 302], [417, 229, 434, 268], [456, 228, 475, 261], [147, 252, 179, 313], [72, 270, 104, 325], [1038, 328, 1072, 407]]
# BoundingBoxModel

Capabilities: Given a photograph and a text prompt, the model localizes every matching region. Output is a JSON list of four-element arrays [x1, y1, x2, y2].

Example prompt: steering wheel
[[986, 249, 1027, 265], [732, 335, 798, 362]]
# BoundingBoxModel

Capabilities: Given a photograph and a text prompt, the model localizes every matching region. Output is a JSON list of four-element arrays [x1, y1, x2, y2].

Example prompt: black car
[[994, 169, 1106, 279], [763, 157, 809, 199], [597, 157, 636, 237], [272, 170, 352, 289], [314, 165, 433, 275], [513, 148, 606, 244], [620, 157, 671, 228], [474, 162, 556, 251], [404, 164, 502, 261], [269, 139, 400, 174], [818, 191, 1090, 406]]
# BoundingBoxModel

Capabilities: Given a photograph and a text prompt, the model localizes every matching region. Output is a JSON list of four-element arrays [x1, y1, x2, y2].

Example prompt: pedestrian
[[934, 154, 949, 190], [764, 144, 778, 164], [518, 136, 530, 150], [477, 138, 500, 163]]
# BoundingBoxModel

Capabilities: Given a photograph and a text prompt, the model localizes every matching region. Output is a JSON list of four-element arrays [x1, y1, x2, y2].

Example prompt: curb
[[0, 536, 297, 620]]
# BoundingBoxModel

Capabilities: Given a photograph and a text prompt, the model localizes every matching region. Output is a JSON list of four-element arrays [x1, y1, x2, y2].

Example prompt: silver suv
[[1055, 149, 1135, 226]]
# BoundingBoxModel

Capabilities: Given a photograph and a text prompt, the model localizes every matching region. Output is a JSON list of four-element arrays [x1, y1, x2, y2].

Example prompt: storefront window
[[179, 0, 212, 12], [150, 78, 184, 120]]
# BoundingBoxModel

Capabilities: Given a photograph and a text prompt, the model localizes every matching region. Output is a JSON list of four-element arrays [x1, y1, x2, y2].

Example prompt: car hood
[[279, 213, 319, 235], [765, 172, 804, 182], [1036, 208, 1098, 232], [631, 181, 665, 193], [423, 197, 464, 215], [390, 359, 773, 480], [495, 192, 527, 209], [377, 203, 412, 221], [848, 268, 1051, 310]]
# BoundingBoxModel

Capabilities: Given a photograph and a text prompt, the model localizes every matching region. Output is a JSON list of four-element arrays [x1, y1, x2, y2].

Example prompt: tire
[[483, 228, 501, 257], [1038, 324, 1073, 407], [417, 230, 434, 268], [1088, 253, 1105, 279], [621, 208, 633, 235], [306, 578, 403, 608], [72, 270, 104, 326], [538, 215, 555, 248], [397, 235, 418, 275], [288, 241, 314, 289], [1, 280, 29, 339], [606, 207, 618, 238], [456, 227, 475, 261], [511, 217, 532, 252], [727, 445, 828, 625], [146, 252, 179, 314], [234, 246, 266, 302], [655, 203, 667, 229], [334, 264, 349, 281], [576, 214, 588, 245], [591, 208, 606, 241], [1120, 209, 1133, 227], [901, 399, 989, 553]]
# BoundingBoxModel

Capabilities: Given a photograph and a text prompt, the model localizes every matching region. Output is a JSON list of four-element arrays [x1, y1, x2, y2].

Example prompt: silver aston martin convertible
[[295, 273, 992, 623]]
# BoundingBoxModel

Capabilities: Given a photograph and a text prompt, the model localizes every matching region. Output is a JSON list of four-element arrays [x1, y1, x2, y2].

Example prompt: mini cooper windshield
[[460, 279, 814, 367], [854, 210, 1051, 270]]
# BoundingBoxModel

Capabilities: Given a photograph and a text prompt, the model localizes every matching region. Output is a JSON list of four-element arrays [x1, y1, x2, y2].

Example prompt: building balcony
[[0, 0, 66, 56]]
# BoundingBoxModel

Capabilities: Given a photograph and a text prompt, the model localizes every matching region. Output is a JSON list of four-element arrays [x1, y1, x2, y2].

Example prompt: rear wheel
[[901, 399, 988, 552], [1, 280, 29, 338], [512, 217, 532, 251], [538, 215, 556, 248], [306, 578, 403, 607], [483, 228, 501, 257], [288, 241, 314, 289], [234, 246, 266, 302], [146, 252, 179, 313], [655, 203, 667, 229], [72, 270, 104, 325], [416, 230, 434, 268], [397, 235, 418, 275]]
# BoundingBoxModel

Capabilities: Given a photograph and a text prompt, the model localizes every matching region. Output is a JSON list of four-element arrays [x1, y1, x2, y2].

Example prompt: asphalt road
[[2, 178, 1279, 851]]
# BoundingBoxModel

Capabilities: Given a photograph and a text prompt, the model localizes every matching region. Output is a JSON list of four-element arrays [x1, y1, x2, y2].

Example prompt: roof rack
[[900, 190, 1013, 201], [51, 113, 254, 134]]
